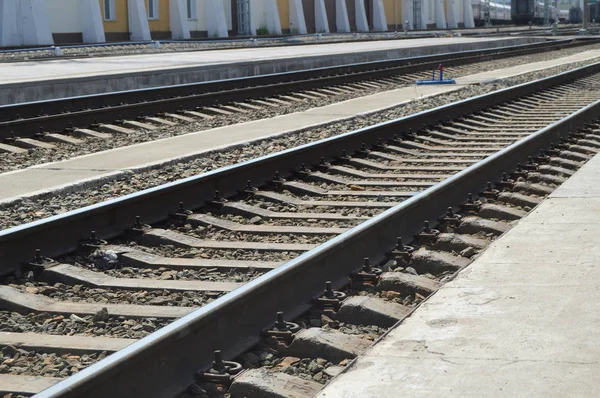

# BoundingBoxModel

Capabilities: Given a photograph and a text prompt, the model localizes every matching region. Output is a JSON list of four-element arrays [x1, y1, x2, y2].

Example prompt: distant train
[[472, 0, 558, 26], [511, 0, 559, 25], [472, 0, 512, 25]]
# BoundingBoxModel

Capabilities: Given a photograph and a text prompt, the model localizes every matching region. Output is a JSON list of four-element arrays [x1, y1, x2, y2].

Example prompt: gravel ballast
[[1, 43, 599, 174]]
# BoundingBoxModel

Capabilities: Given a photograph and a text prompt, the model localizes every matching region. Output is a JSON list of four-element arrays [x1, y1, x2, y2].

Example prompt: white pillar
[[205, 0, 228, 37], [402, 0, 413, 30], [169, 0, 190, 39], [435, 0, 447, 28], [80, 0, 106, 43], [463, 0, 474, 28], [128, 0, 151, 40], [315, 0, 330, 33], [372, 0, 387, 31], [0, 0, 20, 46], [419, 0, 430, 29], [265, 0, 282, 35], [17, 0, 53, 45], [355, 0, 369, 31], [289, 0, 307, 34], [446, 0, 458, 28], [222, 0, 232, 32], [335, 0, 350, 32]]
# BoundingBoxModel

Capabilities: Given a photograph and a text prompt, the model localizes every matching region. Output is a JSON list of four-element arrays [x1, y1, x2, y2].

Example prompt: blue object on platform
[[416, 67, 456, 85], [415, 79, 457, 85]]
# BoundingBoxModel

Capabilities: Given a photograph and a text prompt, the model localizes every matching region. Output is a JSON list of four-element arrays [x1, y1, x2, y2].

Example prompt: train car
[[590, 3, 600, 23], [511, 0, 558, 24], [569, 6, 582, 23], [558, 9, 569, 22], [472, 0, 512, 26]]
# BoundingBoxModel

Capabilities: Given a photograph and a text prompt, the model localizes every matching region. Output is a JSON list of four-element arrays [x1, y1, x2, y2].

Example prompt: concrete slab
[[317, 152, 600, 398], [1, 50, 599, 206], [0, 37, 543, 104], [0, 374, 63, 395]]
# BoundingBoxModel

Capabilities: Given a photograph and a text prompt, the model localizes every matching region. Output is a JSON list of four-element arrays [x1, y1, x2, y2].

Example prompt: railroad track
[[0, 38, 598, 157], [0, 63, 599, 397]]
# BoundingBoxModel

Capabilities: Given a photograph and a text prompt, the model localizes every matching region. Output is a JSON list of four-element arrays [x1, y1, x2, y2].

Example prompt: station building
[[0, 0, 474, 46]]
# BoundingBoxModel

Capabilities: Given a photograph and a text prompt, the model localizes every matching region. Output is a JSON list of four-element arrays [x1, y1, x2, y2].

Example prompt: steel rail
[[0, 38, 596, 140], [1, 61, 598, 276], [29, 67, 600, 398]]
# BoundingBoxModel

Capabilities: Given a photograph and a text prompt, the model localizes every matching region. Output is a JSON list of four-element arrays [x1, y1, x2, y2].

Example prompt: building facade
[[0, 0, 475, 46]]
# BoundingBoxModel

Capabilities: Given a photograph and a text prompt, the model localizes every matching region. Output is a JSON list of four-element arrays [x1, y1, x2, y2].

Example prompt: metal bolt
[[324, 281, 335, 299], [212, 350, 226, 373], [275, 311, 288, 331], [423, 220, 431, 233], [363, 257, 372, 273]]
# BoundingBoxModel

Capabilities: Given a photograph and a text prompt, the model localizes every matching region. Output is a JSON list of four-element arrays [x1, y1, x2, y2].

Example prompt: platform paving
[[0, 37, 543, 104], [0, 37, 536, 85], [316, 148, 600, 397], [0, 50, 598, 206]]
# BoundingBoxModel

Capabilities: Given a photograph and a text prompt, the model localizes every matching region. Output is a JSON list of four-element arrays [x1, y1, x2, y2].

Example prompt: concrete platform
[[317, 149, 600, 396], [0, 49, 598, 207], [0, 37, 543, 105]]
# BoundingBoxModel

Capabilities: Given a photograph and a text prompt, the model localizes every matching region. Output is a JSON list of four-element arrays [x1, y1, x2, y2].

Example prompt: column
[[372, 0, 387, 31], [446, 0, 458, 28], [265, 0, 282, 35], [205, 0, 228, 37], [128, 0, 152, 40], [80, 0, 106, 42], [463, 0, 474, 28], [169, 0, 190, 39], [0, 0, 20, 46], [289, 0, 307, 34], [19, 0, 54, 45], [355, 0, 369, 31], [336, 0, 351, 32], [315, 0, 330, 33], [435, 0, 447, 27]]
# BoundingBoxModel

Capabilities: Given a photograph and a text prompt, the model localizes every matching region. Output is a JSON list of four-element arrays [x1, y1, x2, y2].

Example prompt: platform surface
[[0, 37, 532, 85], [317, 149, 600, 396], [0, 49, 598, 206]]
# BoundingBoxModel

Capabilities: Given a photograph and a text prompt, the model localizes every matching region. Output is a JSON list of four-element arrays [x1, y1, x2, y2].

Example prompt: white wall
[[223, 0, 232, 31], [19, 0, 54, 44], [187, 0, 206, 32], [187, 0, 231, 34], [0, 0, 20, 46], [46, 0, 79, 33], [249, 0, 266, 34]]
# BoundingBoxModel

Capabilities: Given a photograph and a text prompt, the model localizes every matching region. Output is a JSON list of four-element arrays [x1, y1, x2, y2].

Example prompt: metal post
[[583, 0, 588, 31], [543, 0, 550, 26]]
